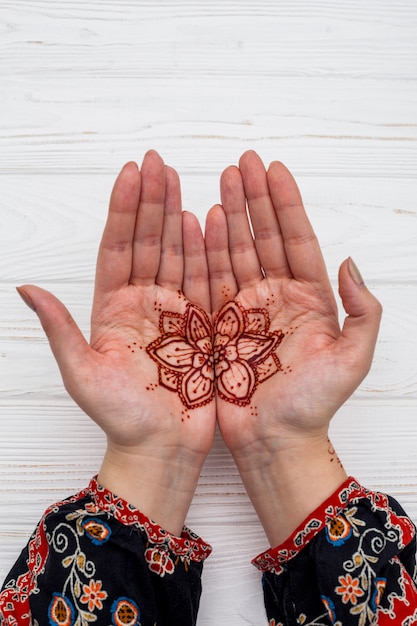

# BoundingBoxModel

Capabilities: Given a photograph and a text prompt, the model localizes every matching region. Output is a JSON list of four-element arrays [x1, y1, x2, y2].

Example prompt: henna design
[[328, 438, 344, 467], [146, 299, 288, 410], [214, 300, 284, 406], [146, 304, 215, 409]]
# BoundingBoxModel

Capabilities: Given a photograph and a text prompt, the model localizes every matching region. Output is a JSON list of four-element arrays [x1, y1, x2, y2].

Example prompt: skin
[[17, 149, 382, 547], [205, 150, 382, 545], [17, 151, 216, 536]]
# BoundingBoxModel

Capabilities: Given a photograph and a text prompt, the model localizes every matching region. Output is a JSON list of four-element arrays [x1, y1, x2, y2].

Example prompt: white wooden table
[[1, 1, 416, 623]]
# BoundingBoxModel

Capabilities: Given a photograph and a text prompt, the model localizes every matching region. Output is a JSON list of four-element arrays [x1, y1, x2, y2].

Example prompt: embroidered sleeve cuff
[[252, 477, 373, 573], [88, 476, 212, 563]]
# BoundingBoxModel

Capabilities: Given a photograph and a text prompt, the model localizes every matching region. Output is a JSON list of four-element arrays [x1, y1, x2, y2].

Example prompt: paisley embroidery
[[325, 515, 353, 546], [111, 597, 140, 626], [81, 518, 112, 545], [48, 594, 75, 626]]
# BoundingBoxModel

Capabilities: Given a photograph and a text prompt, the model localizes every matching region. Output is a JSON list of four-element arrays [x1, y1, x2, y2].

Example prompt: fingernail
[[16, 287, 36, 312], [348, 257, 365, 286]]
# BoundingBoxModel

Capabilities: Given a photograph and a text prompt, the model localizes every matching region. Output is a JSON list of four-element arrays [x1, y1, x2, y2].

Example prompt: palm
[[84, 283, 215, 449], [24, 152, 216, 456], [206, 152, 379, 455]]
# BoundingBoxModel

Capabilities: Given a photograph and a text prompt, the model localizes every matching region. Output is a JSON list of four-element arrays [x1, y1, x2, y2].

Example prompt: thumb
[[16, 285, 90, 386], [337, 258, 382, 374]]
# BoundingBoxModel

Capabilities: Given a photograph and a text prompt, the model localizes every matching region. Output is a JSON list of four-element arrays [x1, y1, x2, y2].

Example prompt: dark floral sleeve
[[253, 478, 417, 625], [0, 477, 211, 626]]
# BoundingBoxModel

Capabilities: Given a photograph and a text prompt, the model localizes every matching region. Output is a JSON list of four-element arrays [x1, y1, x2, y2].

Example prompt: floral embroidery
[[146, 303, 214, 408], [144, 546, 175, 577], [80, 580, 108, 612], [258, 477, 417, 625], [3, 476, 417, 626], [214, 300, 284, 406], [335, 574, 365, 605], [45, 516, 111, 623], [0, 478, 211, 625]]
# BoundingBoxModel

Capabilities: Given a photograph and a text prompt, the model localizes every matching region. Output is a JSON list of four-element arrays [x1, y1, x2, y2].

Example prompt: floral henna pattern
[[146, 299, 286, 409], [146, 303, 215, 409], [214, 300, 284, 406]]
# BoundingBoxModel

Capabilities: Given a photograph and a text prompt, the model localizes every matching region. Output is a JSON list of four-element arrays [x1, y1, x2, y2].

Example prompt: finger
[[238, 150, 291, 279], [95, 161, 141, 294], [156, 166, 183, 290], [220, 165, 263, 288], [131, 150, 166, 285], [267, 161, 330, 285], [16, 285, 90, 391], [205, 204, 238, 312], [337, 258, 382, 376], [182, 211, 211, 313]]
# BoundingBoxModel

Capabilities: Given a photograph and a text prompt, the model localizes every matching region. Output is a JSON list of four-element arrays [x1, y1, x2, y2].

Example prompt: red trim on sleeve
[[252, 477, 415, 575], [89, 477, 212, 562]]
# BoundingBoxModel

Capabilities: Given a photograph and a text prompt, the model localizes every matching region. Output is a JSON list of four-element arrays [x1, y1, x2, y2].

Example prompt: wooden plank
[[1, 1, 416, 80], [1, 75, 416, 176]]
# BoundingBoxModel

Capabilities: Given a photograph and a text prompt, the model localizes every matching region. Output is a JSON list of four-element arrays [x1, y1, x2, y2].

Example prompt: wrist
[[233, 432, 347, 547], [98, 439, 206, 536]]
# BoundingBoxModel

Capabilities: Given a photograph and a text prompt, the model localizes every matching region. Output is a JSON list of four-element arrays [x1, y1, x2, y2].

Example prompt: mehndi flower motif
[[214, 301, 284, 406], [146, 304, 214, 409]]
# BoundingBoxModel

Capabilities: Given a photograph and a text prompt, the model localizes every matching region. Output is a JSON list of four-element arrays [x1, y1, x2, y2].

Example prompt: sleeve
[[0, 477, 211, 626], [252, 477, 417, 625]]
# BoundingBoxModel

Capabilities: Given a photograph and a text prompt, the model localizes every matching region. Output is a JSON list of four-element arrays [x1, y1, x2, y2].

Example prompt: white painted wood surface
[[1, 1, 416, 623]]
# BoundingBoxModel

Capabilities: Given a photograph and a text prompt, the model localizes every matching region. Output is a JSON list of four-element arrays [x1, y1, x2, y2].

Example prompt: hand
[[17, 151, 216, 534], [205, 151, 382, 544]]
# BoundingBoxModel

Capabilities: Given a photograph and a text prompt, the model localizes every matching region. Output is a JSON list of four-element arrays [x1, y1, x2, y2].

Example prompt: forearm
[[233, 431, 347, 547], [98, 439, 206, 536]]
